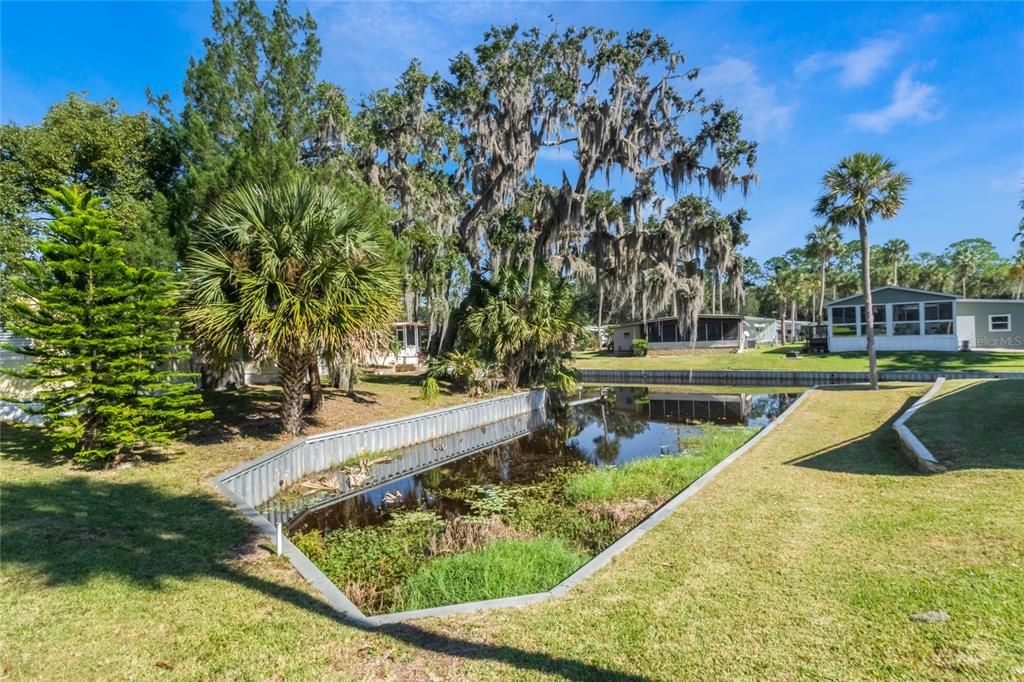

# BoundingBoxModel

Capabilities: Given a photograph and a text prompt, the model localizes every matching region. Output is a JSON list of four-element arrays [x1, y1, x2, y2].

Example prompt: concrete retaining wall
[[579, 368, 1024, 387], [892, 378, 947, 473]]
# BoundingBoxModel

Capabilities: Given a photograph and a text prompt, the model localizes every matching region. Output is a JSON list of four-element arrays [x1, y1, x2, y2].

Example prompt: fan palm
[[814, 153, 911, 389], [805, 223, 843, 321], [181, 178, 400, 434], [881, 238, 910, 286], [462, 265, 583, 389]]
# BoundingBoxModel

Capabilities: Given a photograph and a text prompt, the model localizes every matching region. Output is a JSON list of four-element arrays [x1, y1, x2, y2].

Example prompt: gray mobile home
[[825, 286, 1024, 352]]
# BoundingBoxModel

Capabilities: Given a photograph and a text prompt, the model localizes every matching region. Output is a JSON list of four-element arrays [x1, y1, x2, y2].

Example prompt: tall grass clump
[[291, 511, 443, 613], [420, 376, 441, 403], [565, 425, 757, 503], [400, 538, 586, 611]]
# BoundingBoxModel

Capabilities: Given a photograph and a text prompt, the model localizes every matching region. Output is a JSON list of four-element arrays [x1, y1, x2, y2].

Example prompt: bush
[[400, 538, 586, 611], [631, 338, 649, 356], [565, 426, 757, 503], [292, 510, 443, 613], [419, 376, 441, 403]]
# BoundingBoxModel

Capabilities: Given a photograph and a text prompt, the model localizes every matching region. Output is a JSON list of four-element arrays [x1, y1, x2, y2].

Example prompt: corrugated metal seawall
[[262, 408, 550, 527], [578, 368, 1024, 386], [217, 389, 547, 508]]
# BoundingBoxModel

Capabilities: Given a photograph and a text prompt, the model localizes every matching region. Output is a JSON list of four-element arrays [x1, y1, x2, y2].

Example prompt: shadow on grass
[[0, 422, 64, 467], [186, 386, 288, 444], [2, 472, 650, 681], [907, 380, 1024, 470], [784, 389, 921, 476]]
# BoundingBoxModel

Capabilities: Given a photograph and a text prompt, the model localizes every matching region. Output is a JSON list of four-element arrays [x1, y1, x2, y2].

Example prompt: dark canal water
[[273, 386, 799, 535]]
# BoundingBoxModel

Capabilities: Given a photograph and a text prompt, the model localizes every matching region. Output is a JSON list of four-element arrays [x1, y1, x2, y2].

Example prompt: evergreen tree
[[0, 94, 180, 316], [2, 187, 208, 462], [155, 0, 325, 252]]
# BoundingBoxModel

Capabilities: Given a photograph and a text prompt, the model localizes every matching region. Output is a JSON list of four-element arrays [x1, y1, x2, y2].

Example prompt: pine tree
[[2, 187, 208, 462]]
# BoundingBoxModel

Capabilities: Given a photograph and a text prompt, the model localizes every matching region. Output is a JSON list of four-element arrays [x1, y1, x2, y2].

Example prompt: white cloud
[[310, 2, 550, 98], [701, 58, 794, 139], [848, 69, 939, 133], [797, 36, 902, 88]]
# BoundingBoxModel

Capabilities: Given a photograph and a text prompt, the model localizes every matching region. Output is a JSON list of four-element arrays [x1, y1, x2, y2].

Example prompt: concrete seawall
[[578, 368, 1024, 387]]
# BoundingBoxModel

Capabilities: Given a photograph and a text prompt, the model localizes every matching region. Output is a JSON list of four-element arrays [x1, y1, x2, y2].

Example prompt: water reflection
[[281, 386, 798, 534]]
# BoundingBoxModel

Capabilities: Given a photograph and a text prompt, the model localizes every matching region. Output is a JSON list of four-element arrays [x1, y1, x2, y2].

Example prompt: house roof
[[826, 286, 959, 307]]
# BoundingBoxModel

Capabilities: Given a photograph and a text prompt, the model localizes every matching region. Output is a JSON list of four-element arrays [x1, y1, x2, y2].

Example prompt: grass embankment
[[294, 426, 751, 614], [3, 383, 1023, 679], [565, 425, 756, 502], [401, 538, 587, 611], [574, 345, 1024, 372], [908, 379, 1023, 469]]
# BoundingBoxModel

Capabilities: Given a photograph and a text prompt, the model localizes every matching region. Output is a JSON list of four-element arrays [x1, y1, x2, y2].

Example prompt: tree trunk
[[307, 358, 323, 413], [819, 261, 827, 322], [893, 261, 899, 287], [709, 274, 716, 315], [278, 354, 307, 435], [859, 220, 878, 390], [791, 299, 798, 338], [780, 303, 787, 344]]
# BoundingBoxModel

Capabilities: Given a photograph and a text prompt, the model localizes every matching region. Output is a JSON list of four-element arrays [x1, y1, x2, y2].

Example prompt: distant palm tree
[[805, 223, 843, 321], [1009, 244, 1024, 300], [181, 178, 400, 434], [951, 247, 979, 298], [881, 238, 910, 286], [815, 153, 911, 390]]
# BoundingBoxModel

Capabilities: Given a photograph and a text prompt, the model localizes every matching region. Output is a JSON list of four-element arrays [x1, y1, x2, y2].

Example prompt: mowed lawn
[[3, 382, 1023, 679], [909, 379, 1023, 469], [574, 345, 1024, 373]]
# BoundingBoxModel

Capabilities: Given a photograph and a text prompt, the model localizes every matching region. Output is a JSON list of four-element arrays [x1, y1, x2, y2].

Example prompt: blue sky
[[2, 1, 1022, 261]]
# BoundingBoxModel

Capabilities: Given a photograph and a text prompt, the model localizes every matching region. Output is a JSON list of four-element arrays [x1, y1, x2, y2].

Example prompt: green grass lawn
[[574, 345, 1024, 373], [909, 379, 1023, 470], [3, 381, 1023, 679]]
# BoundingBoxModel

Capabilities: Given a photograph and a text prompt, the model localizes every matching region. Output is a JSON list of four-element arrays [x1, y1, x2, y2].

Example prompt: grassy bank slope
[[909, 379, 1023, 469], [574, 345, 1024, 373], [3, 384, 1022, 679]]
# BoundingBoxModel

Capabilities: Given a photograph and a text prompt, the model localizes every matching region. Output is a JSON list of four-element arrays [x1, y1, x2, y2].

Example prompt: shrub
[[400, 538, 586, 611], [565, 426, 757, 503], [294, 510, 443, 613], [631, 338, 649, 356], [419, 376, 441, 403]]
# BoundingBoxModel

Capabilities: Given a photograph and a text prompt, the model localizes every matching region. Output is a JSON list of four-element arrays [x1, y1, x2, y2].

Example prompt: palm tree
[[462, 265, 583, 389], [881, 238, 910, 286], [951, 247, 979, 298], [1009, 243, 1024, 300], [815, 153, 911, 390], [181, 178, 401, 435], [805, 224, 843, 321]]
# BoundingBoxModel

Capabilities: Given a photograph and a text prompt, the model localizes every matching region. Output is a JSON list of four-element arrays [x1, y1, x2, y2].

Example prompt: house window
[[831, 306, 857, 336], [892, 303, 921, 336], [698, 320, 725, 342], [859, 305, 887, 336], [989, 314, 1011, 332], [395, 329, 406, 346], [924, 302, 954, 335], [661, 320, 679, 343]]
